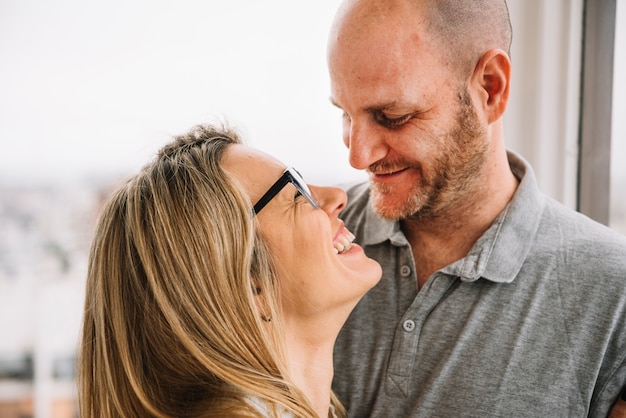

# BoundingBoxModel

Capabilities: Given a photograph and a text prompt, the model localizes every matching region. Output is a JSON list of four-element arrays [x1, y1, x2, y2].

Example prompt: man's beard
[[370, 88, 488, 221]]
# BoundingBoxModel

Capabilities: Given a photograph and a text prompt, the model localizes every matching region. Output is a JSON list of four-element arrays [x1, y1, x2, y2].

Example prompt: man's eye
[[376, 112, 413, 128], [294, 190, 303, 200]]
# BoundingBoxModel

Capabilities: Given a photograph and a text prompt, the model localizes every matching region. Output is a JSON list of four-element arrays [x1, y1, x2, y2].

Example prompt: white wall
[[0, 0, 361, 188], [506, 0, 583, 209], [0, 0, 591, 198]]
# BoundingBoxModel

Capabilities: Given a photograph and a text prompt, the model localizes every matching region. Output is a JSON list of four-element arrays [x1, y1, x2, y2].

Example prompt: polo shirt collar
[[449, 151, 543, 283]]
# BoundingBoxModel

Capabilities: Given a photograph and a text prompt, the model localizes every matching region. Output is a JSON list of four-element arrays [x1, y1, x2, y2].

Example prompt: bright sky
[[0, 0, 365, 187]]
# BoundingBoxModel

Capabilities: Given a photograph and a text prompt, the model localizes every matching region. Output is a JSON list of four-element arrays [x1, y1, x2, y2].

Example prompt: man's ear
[[471, 48, 511, 123]]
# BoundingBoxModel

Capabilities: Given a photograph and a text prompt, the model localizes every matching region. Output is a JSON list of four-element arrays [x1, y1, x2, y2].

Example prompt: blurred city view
[[0, 179, 118, 417]]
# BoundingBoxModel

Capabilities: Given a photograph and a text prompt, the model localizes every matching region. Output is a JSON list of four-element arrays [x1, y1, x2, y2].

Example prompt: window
[[610, 1, 626, 235]]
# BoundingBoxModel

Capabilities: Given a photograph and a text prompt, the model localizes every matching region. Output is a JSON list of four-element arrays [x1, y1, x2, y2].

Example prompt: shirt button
[[400, 265, 411, 277], [402, 319, 416, 332]]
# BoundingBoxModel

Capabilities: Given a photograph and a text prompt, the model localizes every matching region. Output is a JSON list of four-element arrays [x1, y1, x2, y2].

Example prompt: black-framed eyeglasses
[[253, 167, 320, 215]]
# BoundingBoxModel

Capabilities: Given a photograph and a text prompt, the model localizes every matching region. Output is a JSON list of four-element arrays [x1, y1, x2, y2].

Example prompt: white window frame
[[578, 0, 617, 225]]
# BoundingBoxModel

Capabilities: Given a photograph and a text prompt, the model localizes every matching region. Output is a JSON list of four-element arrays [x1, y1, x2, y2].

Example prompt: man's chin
[[370, 191, 423, 221]]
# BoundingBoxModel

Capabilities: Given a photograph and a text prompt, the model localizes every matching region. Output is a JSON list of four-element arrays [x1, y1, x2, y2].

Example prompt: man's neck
[[402, 161, 519, 289], [402, 214, 485, 288]]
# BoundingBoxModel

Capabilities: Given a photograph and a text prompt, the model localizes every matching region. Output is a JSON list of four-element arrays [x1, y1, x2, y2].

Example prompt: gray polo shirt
[[332, 152, 626, 417]]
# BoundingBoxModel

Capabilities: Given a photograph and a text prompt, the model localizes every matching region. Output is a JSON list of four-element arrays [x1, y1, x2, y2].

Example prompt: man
[[327, 0, 626, 416]]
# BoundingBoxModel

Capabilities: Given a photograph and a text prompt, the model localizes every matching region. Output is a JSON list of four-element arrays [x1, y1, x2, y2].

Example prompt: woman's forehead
[[222, 144, 286, 200], [223, 144, 283, 170]]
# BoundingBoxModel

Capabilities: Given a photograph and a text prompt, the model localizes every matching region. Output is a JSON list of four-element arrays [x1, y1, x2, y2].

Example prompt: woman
[[78, 124, 382, 417]]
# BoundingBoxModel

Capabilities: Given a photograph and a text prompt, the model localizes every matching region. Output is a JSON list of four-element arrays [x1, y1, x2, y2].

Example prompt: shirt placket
[[385, 269, 458, 398]]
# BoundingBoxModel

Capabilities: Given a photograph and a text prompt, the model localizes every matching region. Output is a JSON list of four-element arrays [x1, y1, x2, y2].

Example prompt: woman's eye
[[294, 190, 303, 201]]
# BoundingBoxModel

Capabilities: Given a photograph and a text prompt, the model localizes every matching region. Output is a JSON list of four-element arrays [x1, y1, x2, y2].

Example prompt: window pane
[[610, 0, 626, 235]]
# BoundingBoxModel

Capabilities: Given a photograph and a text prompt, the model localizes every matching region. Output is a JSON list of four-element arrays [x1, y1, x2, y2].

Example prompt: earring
[[261, 315, 272, 322]]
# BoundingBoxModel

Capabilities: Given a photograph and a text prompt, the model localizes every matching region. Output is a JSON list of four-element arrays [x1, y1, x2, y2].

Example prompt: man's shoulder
[[538, 196, 626, 273], [542, 196, 626, 247]]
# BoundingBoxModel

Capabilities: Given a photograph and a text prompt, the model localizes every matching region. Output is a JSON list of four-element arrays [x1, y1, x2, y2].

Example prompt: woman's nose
[[311, 185, 347, 217]]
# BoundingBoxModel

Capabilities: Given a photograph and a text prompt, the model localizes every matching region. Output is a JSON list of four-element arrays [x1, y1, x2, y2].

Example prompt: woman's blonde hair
[[78, 124, 342, 417]]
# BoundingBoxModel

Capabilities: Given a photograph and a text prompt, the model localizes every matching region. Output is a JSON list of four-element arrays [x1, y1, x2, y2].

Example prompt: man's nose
[[345, 119, 388, 170]]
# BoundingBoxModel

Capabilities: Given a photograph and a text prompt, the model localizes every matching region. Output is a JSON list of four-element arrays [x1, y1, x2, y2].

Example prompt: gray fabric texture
[[332, 151, 626, 418]]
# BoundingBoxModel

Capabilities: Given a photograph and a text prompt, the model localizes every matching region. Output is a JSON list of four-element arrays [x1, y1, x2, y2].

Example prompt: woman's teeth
[[334, 231, 356, 254]]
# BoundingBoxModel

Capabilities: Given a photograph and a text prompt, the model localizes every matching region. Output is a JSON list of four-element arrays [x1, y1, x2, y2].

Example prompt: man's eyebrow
[[367, 101, 401, 112], [328, 97, 402, 112]]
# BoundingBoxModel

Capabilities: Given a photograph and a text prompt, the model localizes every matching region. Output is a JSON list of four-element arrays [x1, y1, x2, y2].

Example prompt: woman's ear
[[252, 282, 272, 322], [471, 48, 511, 123]]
